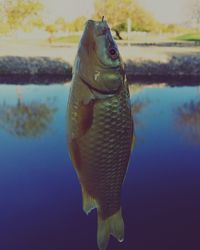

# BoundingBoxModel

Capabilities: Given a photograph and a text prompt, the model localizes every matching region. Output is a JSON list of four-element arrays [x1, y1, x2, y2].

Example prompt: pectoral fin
[[78, 99, 95, 137], [68, 99, 95, 171]]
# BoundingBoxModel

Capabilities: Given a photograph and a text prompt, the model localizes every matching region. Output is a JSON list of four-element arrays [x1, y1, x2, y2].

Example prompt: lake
[[0, 83, 200, 250]]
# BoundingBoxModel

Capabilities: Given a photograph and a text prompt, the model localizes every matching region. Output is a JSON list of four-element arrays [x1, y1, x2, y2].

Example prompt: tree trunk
[[113, 29, 123, 40]]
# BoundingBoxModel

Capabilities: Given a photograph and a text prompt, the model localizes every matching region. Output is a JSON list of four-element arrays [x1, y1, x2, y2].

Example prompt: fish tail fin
[[81, 187, 97, 215], [110, 209, 124, 242], [97, 209, 124, 250]]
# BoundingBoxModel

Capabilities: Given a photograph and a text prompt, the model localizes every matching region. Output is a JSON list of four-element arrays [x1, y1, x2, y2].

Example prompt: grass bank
[[173, 33, 200, 42]]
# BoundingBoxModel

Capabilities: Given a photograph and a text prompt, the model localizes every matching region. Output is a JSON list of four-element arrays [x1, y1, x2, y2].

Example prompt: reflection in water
[[0, 98, 57, 138], [129, 83, 166, 95], [129, 83, 164, 128], [176, 100, 200, 143], [1, 84, 200, 250], [131, 99, 149, 116], [130, 98, 149, 145], [131, 99, 149, 129]]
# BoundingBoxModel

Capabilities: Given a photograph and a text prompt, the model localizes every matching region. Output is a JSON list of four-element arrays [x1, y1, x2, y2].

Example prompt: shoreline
[[0, 43, 200, 84], [1, 76, 200, 86]]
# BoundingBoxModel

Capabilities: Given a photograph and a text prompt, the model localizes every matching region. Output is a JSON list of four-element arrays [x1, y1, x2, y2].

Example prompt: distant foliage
[[45, 16, 86, 43], [159, 23, 189, 33], [0, 0, 44, 34], [45, 23, 57, 43], [54, 17, 69, 32], [63, 16, 87, 32], [0, 0, 195, 39], [93, 0, 159, 38], [189, 0, 200, 27]]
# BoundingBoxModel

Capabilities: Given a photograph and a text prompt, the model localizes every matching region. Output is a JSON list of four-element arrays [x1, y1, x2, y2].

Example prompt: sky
[[41, 0, 191, 24], [139, 0, 190, 24]]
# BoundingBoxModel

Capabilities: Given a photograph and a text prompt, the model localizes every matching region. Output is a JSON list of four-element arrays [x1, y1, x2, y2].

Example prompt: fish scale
[[76, 85, 132, 219]]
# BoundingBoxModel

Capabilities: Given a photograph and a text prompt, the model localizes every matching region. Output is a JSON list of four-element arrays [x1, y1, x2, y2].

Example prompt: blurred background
[[0, 0, 199, 48]]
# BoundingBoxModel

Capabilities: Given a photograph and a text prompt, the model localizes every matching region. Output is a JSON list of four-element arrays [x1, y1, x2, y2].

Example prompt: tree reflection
[[0, 98, 57, 138], [131, 99, 147, 114], [131, 98, 149, 128], [176, 100, 200, 143]]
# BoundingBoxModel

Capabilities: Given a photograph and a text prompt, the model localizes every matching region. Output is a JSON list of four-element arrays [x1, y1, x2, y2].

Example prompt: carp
[[67, 18, 134, 250]]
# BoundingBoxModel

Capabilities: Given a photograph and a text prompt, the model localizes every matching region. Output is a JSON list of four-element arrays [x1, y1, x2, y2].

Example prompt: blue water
[[0, 83, 200, 250]]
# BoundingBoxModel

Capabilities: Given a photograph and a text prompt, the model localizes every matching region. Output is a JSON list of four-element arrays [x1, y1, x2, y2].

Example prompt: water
[[0, 83, 200, 250]]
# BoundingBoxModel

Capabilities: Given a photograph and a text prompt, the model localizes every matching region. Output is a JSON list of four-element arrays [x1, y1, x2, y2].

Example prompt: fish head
[[93, 19, 121, 68], [76, 19, 125, 94]]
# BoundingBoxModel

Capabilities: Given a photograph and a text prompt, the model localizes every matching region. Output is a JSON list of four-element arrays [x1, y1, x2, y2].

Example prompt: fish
[[67, 19, 134, 250]]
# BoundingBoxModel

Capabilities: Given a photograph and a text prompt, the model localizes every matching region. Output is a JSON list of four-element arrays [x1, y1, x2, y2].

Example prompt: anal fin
[[81, 187, 97, 215]]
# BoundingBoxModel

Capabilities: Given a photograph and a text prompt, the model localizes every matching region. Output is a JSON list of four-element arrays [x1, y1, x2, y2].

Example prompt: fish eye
[[109, 48, 116, 55], [109, 48, 118, 59]]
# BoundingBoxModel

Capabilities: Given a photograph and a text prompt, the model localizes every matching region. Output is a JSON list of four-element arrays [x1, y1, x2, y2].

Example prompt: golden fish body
[[67, 19, 134, 250]]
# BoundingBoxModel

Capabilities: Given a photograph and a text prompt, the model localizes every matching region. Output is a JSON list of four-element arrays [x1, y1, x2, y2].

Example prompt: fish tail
[[109, 209, 124, 241], [97, 209, 124, 250], [81, 187, 97, 215]]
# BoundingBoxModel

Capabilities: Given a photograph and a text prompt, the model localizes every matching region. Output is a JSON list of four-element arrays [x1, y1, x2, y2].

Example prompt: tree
[[93, 0, 159, 39], [54, 17, 69, 32], [45, 24, 57, 43], [72, 16, 87, 32], [29, 16, 44, 29], [47, 16, 86, 40], [94, 0, 131, 39], [159, 23, 186, 33], [130, 6, 158, 32], [189, 0, 200, 27], [67, 16, 87, 32], [0, 0, 43, 33]]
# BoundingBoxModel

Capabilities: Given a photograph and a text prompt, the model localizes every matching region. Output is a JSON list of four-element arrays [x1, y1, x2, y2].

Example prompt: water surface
[[0, 83, 200, 250]]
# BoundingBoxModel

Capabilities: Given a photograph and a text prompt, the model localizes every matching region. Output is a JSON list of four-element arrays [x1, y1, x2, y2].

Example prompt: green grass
[[173, 33, 200, 42], [53, 35, 80, 44]]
